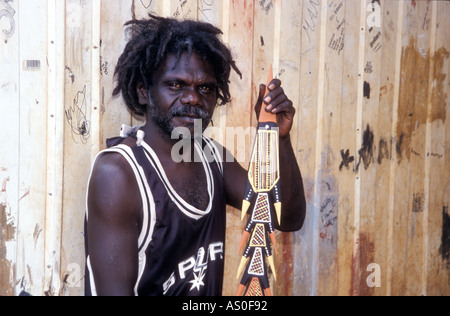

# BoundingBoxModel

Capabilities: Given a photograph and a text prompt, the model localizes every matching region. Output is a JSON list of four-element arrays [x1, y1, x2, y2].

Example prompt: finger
[[269, 93, 288, 107], [264, 87, 285, 111], [271, 99, 295, 115], [267, 79, 281, 91]]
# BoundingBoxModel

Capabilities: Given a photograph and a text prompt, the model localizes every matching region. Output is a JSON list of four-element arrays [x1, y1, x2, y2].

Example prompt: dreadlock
[[112, 14, 242, 117]]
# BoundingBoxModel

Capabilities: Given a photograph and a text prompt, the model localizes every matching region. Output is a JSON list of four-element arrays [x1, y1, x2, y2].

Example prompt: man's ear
[[137, 84, 149, 105]]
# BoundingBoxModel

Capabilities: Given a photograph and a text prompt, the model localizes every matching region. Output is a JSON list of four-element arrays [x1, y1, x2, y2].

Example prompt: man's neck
[[142, 120, 199, 163], [142, 120, 173, 154]]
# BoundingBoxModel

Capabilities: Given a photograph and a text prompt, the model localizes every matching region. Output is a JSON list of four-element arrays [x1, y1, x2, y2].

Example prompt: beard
[[146, 94, 212, 139]]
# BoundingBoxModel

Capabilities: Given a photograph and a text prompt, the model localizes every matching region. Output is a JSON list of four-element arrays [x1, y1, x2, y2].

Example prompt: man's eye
[[169, 82, 182, 90], [199, 85, 215, 93]]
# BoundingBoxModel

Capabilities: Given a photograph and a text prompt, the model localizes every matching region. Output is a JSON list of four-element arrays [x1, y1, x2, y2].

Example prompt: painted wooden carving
[[236, 66, 281, 296]]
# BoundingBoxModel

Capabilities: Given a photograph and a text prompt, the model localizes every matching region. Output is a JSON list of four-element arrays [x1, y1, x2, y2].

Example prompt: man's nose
[[180, 87, 201, 106]]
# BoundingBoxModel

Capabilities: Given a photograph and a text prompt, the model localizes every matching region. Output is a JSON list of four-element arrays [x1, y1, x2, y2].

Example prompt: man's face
[[139, 52, 218, 137]]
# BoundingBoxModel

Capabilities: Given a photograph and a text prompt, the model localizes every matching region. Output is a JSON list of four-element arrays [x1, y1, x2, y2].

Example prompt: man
[[85, 15, 306, 296]]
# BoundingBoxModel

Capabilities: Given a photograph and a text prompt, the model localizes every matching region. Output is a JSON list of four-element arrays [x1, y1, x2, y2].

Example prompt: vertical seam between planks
[[296, 0, 306, 160], [352, 0, 367, 296], [45, 0, 55, 294], [295, 0, 307, 294], [15, 0, 21, 296], [45, 0, 66, 295], [273, 0, 282, 77], [91, 0, 101, 158]]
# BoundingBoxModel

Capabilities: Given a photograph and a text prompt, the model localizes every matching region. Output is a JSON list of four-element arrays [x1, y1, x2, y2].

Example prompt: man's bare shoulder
[[88, 148, 141, 222], [92, 136, 139, 178]]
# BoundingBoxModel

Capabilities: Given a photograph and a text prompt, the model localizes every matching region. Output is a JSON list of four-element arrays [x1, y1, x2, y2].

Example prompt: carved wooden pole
[[236, 66, 281, 296]]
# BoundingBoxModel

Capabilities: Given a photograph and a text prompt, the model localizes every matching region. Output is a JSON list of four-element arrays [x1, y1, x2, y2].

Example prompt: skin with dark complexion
[[87, 52, 306, 296]]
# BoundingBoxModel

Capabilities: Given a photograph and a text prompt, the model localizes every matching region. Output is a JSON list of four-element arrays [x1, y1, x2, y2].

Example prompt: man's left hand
[[254, 79, 296, 138]]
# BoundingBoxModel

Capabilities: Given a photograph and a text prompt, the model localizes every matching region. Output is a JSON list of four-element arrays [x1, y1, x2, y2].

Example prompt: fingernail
[[264, 96, 271, 104], [266, 104, 273, 111]]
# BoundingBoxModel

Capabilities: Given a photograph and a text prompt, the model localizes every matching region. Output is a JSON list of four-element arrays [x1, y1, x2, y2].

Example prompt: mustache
[[169, 106, 211, 121]]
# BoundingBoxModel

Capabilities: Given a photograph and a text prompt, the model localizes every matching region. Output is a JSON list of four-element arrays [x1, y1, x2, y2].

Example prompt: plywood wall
[[0, 0, 449, 296]]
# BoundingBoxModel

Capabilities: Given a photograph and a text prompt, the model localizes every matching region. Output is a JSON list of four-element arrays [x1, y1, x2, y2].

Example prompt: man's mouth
[[178, 113, 201, 119], [174, 115, 199, 124], [170, 106, 211, 123]]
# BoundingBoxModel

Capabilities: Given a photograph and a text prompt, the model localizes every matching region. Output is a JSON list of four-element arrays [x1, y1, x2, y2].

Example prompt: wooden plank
[[90, 0, 102, 156], [390, 0, 420, 296], [336, 0, 362, 296], [401, 0, 432, 296], [373, 0, 402, 296], [411, 0, 432, 295], [314, 0, 346, 296], [224, 0, 254, 138], [130, 0, 155, 131], [295, 0, 326, 296], [15, 0, 49, 295], [442, 16, 450, 291], [357, 0, 384, 297], [385, 0, 405, 296], [60, 0, 95, 297], [349, 0, 367, 296], [277, 0, 302, 151], [100, 0, 133, 148], [202, 0, 226, 149], [277, 0, 304, 297], [221, 0, 255, 296], [45, 0, 66, 296], [0, 0, 19, 297], [425, 0, 450, 295]]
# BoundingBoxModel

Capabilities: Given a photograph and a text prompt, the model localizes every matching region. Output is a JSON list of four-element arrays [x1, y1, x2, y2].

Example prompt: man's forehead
[[157, 52, 216, 80]]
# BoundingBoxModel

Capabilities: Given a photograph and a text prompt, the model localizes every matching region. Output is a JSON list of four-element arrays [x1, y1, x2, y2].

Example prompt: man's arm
[[86, 152, 142, 296], [276, 134, 306, 231], [224, 80, 306, 232]]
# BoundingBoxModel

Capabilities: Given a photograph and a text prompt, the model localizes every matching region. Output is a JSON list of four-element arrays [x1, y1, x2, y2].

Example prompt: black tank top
[[85, 135, 226, 296]]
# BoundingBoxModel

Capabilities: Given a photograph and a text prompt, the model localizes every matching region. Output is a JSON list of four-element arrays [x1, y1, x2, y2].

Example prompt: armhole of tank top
[[86, 145, 149, 235], [202, 136, 223, 176], [85, 145, 156, 296]]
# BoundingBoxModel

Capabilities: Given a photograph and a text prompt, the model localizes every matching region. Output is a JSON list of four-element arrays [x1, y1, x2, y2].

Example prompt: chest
[[135, 140, 224, 217], [164, 161, 210, 211]]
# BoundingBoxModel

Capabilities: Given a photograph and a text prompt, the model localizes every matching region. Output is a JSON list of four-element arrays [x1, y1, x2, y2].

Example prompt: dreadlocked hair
[[112, 14, 242, 117]]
